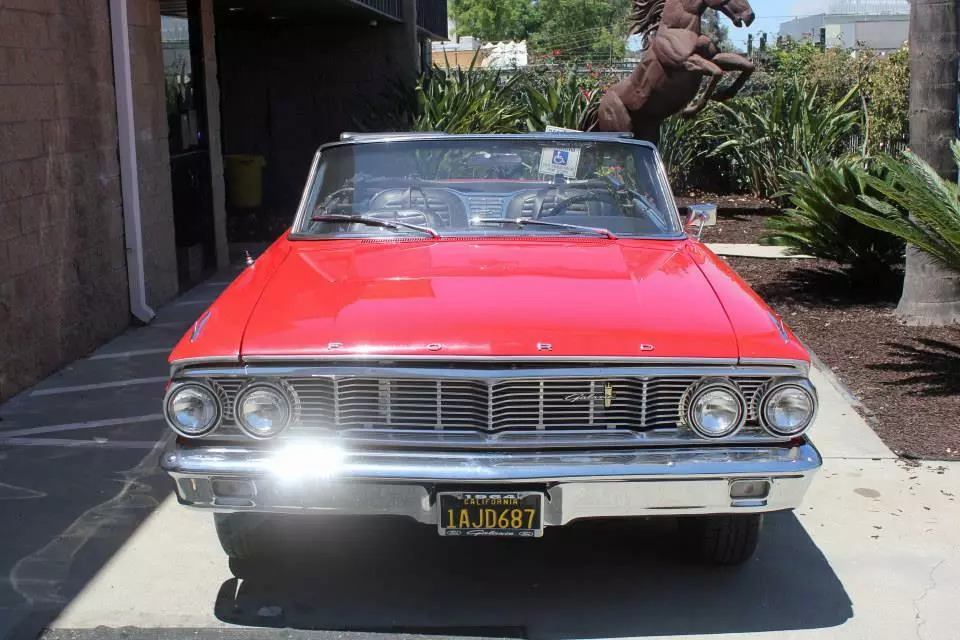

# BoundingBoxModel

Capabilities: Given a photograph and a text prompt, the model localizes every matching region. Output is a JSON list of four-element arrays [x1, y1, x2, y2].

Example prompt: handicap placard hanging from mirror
[[539, 147, 581, 179]]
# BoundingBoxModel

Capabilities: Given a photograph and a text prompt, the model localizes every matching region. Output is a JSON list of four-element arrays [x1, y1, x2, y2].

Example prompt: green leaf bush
[[522, 70, 602, 132], [658, 109, 715, 191], [838, 143, 960, 273], [764, 160, 904, 280], [412, 63, 528, 134], [708, 78, 861, 198]]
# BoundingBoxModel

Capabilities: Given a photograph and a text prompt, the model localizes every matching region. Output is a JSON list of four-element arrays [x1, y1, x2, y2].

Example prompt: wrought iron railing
[[354, 0, 401, 20], [417, 0, 448, 38]]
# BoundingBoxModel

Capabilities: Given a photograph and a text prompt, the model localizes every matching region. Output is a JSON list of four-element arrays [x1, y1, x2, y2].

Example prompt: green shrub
[[523, 71, 601, 132], [659, 112, 707, 190], [709, 77, 861, 198], [838, 142, 960, 273], [657, 105, 740, 192], [763, 160, 904, 280], [412, 64, 527, 134]]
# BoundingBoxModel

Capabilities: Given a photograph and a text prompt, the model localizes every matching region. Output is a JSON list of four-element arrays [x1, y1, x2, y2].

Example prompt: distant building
[[481, 42, 529, 69], [779, 6, 908, 51], [432, 34, 528, 69], [432, 36, 486, 68]]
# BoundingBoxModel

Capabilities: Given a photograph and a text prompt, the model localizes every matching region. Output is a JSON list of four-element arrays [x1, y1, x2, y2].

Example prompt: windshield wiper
[[311, 214, 440, 239], [472, 217, 617, 239]]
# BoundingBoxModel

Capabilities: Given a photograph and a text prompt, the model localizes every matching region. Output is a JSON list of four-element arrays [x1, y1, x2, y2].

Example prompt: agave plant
[[709, 77, 861, 198], [523, 71, 601, 132], [412, 60, 527, 134], [763, 159, 904, 280], [839, 142, 960, 273]]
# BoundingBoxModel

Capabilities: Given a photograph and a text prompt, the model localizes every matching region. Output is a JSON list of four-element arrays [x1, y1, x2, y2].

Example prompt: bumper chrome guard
[[162, 439, 821, 525]]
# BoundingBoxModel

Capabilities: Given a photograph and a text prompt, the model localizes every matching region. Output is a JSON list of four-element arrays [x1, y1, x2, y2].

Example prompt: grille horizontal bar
[[211, 375, 771, 433]]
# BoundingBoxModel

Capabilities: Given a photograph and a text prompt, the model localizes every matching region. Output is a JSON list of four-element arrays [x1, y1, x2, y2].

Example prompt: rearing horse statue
[[583, 0, 757, 144]]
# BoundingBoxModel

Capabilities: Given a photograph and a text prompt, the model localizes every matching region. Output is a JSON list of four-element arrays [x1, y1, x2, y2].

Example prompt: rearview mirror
[[684, 203, 717, 239]]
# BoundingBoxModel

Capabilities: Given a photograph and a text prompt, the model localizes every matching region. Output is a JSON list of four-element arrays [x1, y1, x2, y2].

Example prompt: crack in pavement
[[0, 482, 47, 501], [913, 548, 956, 640]]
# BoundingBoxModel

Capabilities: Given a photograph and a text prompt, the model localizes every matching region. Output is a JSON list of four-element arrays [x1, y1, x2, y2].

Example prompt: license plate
[[438, 492, 544, 537]]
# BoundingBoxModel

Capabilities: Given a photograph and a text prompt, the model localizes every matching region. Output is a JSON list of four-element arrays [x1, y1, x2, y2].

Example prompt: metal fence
[[846, 134, 908, 154], [354, 0, 401, 20], [417, 0, 448, 39]]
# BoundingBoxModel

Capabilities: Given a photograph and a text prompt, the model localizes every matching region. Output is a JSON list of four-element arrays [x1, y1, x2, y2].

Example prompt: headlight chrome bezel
[[234, 380, 297, 440], [684, 377, 747, 440], [759, 378, 818, 437], [163, 381, 224, 438]]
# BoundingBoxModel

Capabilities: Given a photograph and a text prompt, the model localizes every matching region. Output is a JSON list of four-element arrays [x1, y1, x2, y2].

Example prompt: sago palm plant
[[709, 78, 861, 198], [763, 160, 904, 280], [839, 142, 960, 273]]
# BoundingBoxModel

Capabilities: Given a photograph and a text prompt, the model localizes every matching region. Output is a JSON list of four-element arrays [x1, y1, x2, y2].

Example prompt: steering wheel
[[365, 207, 443, 229], [315, 186, 356, 215], [541, 190, 625, 218]]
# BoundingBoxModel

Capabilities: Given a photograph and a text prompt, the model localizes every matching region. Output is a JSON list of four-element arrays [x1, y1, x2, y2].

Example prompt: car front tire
[[214, 513, 270, 560], [679, 514, 763, 566]]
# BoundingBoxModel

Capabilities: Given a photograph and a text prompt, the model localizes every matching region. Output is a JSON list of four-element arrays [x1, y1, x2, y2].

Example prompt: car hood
[[238, 238, 744, 360]]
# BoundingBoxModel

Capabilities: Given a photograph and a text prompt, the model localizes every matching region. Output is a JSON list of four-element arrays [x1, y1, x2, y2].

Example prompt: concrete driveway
[[1, 267, 958, 640]]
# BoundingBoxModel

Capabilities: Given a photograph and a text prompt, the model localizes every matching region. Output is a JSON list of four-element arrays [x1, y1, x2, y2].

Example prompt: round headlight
[[762, 382, 817, 436], [164, 383, 221, 437], [236, 383, 293, 439], [687, 381, 746, 439]]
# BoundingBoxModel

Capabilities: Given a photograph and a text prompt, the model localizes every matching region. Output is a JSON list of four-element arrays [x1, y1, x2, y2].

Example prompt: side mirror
[[684, 203, 717, 240]]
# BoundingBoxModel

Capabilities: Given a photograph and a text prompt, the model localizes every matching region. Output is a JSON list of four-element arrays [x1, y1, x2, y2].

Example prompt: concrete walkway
[[0, 267, 957, 640], [706, 243, 815, 259]]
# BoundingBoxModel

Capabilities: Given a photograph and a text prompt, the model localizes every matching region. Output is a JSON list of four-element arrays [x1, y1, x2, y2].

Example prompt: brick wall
[[217, 18, 418, 208], [0, 0, 177, 401]]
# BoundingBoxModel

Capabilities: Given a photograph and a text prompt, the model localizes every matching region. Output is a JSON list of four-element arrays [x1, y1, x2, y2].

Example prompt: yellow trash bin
[[224, 154, 266, 208]]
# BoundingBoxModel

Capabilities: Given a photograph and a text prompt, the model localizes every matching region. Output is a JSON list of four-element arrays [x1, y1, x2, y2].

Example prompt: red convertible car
[[161, 133, 820, 565]]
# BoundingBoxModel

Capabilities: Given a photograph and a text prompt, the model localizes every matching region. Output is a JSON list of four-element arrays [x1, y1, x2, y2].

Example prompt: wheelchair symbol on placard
[[552, 150, 570, 166]]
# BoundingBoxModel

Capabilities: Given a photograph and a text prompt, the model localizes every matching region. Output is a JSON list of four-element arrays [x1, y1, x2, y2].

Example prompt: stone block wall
[[0, 0, 177, 401]]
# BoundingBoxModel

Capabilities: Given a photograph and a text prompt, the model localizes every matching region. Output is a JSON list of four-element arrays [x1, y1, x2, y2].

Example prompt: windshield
[[294, 137, 682, 238]]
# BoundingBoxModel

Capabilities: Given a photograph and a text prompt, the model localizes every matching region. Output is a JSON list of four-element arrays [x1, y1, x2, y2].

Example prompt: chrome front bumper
[[161, 440, 822, 525]]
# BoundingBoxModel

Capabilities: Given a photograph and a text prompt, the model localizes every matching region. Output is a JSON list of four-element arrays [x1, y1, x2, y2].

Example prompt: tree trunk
[[897, 0, 960, 326]]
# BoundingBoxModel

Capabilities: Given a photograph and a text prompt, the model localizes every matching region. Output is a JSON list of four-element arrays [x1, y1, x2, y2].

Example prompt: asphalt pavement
[[0, 263, 958, 640]]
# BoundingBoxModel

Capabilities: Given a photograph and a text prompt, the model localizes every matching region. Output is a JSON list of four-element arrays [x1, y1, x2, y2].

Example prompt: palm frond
[[832, 144, 960, 273]]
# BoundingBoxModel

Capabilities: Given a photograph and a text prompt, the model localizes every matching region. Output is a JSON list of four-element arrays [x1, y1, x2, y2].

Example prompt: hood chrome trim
[[236, 355, 740, 364], [174, 364, 807, 381]]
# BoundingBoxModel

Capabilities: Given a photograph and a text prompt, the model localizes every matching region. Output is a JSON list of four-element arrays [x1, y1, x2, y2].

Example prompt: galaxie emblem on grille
[[565, 383, 615, 408]]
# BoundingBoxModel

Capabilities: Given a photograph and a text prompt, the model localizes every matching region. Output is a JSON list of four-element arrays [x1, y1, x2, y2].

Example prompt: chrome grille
[[211, 375, 770, 432], [215, 378, 245, 422]]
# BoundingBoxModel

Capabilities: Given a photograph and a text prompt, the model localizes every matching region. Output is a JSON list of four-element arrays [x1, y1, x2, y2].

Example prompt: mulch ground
[[674, 193, 779, 244], [725, 256, 960, 461]]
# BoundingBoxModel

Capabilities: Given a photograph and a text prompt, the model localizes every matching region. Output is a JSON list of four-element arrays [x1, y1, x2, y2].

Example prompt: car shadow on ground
[[214, 511, 852, 639]]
